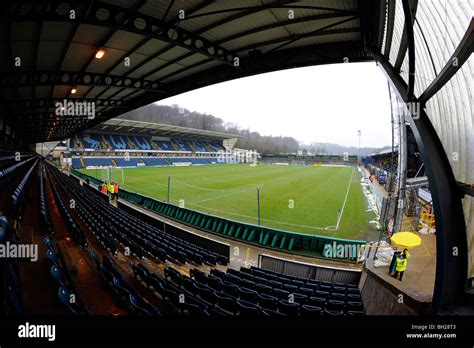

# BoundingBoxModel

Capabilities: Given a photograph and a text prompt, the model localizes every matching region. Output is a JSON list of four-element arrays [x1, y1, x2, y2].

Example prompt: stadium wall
[[259, 254, 361, 285], [359, 266, 431, 315], [71, 169, 367, 262]]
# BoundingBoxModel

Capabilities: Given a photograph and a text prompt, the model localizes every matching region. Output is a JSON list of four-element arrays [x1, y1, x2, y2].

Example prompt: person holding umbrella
[[389, 232, 421, 281], [393, 248, 410, 281]]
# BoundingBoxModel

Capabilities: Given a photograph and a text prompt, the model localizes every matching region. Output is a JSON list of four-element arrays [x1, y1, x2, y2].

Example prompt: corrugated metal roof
[[0, 0, 376, 143]]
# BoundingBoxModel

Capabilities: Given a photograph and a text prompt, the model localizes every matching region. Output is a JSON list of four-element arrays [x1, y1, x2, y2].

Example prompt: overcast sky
[[157, 62, 392, 148]]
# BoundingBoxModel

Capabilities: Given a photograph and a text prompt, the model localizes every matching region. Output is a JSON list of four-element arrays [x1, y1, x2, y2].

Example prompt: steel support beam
[[401, 0, 416, 100], [383, 0, 396, 57], [0, 71, 167, 93], [394, 0, 418, 72], [419, 19, 474, 103]]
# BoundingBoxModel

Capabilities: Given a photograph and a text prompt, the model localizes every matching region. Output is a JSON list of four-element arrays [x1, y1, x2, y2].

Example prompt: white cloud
[[157, 62, 392, 148]]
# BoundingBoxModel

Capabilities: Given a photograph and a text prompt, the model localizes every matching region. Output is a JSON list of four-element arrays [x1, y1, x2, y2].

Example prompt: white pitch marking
[[335, 167, 354, 230]]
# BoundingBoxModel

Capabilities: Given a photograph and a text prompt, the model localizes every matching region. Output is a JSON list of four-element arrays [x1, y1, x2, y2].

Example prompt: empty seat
[[324, 309, 344, 316], [326, 299, 345, 312], [45, 249, 59, 265], [301, 304, 322, 316], [347, 310, 365, 316], [268, 280, 283, 289], [255, 283, 273, 295], [334, 282, 347, 289], [182, 303, 210, 316], [257, 293, 279, 311], [273, 288, 290, 300], [278, 300, 299, 316], [58, 287, 86, 315], [319, 284, 332, 292], [291, 279, 305, 287], [315, 290, 330, 299], [237, 300, 261, 316], [129, 294, 160, 316], [43, 235, 54, 247], [332, 286, 347, 294], [210, 268, 226, 279], [330, 293, 346, 301], [215, 292, 237, 314], [283, 284, 298, 293], [238, 287, 258, 303], [347, 293, 362, 301], [309, 296, 326, 308], [347, 301, 364, 312], [298, 287, 314, 297], [240, 279, 255, 290], [190, 268, 208, 284], [262, 308, 286, 316], [198, 288, 218, 305], [50, 265, 66, 288], [112, 277, 136, 304]]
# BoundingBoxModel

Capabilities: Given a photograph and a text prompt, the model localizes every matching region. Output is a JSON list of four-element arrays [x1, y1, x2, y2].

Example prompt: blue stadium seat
[[326, 299, 345, 312], [50, 265, 67, 288], [273, 288, 290, 300], [301, 304, 322, 316], [315, 290, 330, 299], [309, 296, 326, 308], [324, 309, 344, 316], [237, 300, 261, 316], [257, 293, 279, 311], [278, 300, 299, 316], [262, 308, 286, 316], [129, 294, 160, 316], [45, 248, 59, 265], [58, 287, 85, 315], [347, 301, 364, 312], [238, 287, 258, 303]]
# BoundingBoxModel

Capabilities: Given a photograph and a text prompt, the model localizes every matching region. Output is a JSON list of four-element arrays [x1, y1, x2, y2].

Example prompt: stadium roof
[[0, 0, 379, 143], [369, 146, 398, 157], [88, 118, 240, 140]]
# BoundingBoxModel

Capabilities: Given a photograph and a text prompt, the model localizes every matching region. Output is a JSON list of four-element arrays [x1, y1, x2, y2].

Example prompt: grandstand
[[68, 119, 236, 169], [0, 0, 472, 345]]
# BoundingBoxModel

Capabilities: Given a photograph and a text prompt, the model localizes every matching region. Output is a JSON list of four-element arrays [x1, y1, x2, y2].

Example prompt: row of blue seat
[[209, 267, 363, 307], [48, 169, 87, 246], [133, 264, 222, 316], [11, 159, 38, 210], [246, 266, 360, 292], [132, 263, 364, 317], [71, 156, 217, 169], [39, 165, 52, 233], [188, 268, 364, 316], [48, 164, 228, 267], [44, 233, 90, 315], [74, 133, 224, 152], [0, 155, 36, 196], [92, 253, 160, 315]]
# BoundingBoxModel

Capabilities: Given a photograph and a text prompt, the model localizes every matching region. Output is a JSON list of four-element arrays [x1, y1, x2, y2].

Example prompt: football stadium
[[0, 0, 473, 345]]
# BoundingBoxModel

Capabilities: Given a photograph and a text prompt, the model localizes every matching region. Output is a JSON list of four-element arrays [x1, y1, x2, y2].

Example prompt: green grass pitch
[[82, 164, 373, 240]]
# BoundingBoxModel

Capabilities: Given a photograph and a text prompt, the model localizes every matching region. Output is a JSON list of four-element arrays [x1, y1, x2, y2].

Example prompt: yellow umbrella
[[390, 231, 422, 249]]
